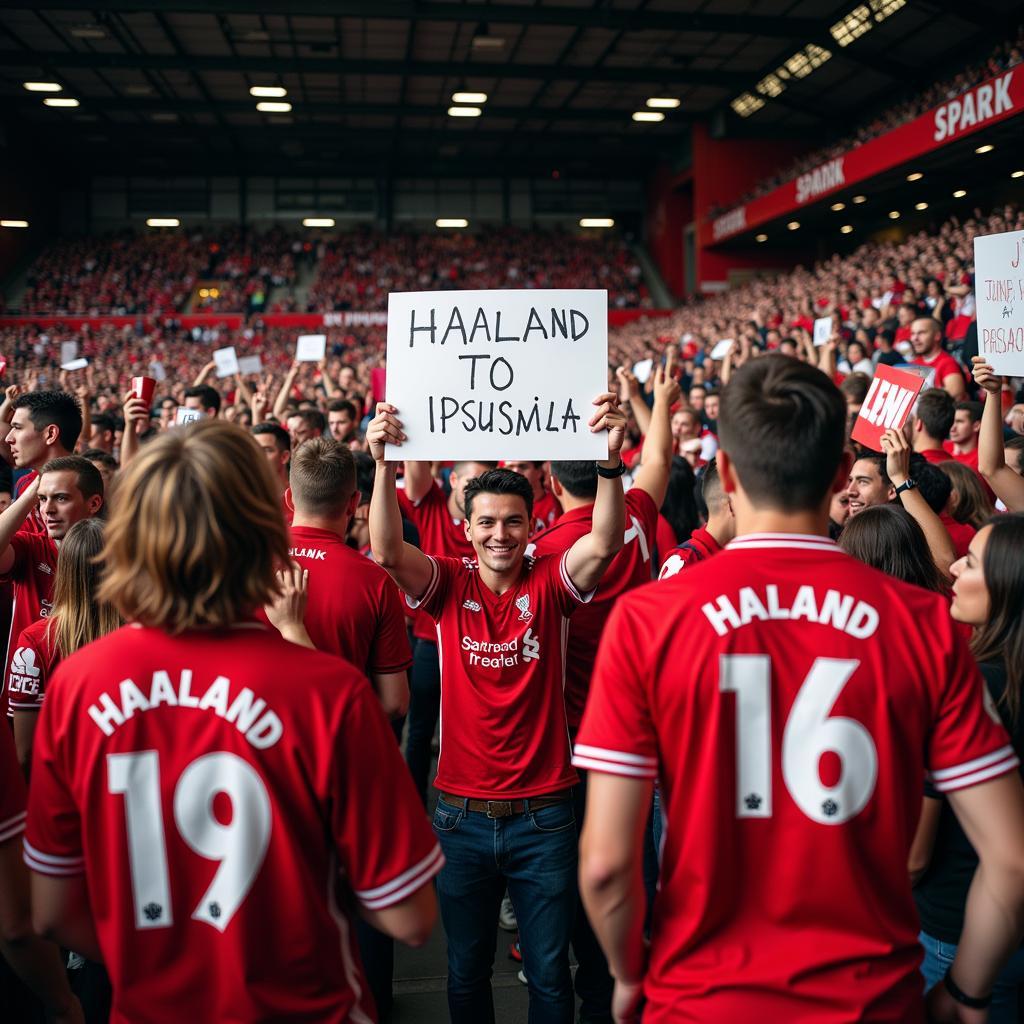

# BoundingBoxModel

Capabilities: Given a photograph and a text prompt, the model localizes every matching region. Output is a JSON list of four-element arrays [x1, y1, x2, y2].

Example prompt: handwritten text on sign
[[974, 229, 1024, 376], [850, 363, 925, 452], [385, 290, 608, 461]]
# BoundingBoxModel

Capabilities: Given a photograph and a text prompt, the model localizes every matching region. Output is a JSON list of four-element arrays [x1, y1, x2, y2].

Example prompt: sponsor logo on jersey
[[515, 594, 533, 622], [659, 553, 685, 580], [8, 646, 41, 697], [462, 599, 482, 612], [521, 627, 540, 662], [289, 546, 327, 561], [37, 562, 54, 575], [461, 628, 541, 668]]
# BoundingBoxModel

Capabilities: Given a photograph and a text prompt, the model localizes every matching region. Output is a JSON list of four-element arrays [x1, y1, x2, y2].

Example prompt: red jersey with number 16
[[575, 533, 1016, 1024], [25, 622, 442, 1024]]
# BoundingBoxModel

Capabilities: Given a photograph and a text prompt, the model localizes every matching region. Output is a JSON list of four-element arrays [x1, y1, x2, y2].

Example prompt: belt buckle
[[486, 800, 513, 818]]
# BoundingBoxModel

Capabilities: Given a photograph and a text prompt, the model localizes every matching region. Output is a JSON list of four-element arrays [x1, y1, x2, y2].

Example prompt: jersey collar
[[728, 532, 837, 551]]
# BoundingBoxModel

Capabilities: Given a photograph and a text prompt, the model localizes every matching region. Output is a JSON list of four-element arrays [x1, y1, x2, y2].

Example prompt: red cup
[[131, 376, 156, 406]]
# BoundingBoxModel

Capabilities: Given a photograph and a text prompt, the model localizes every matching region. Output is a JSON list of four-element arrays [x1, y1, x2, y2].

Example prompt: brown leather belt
[[438, 790, 572, 818]]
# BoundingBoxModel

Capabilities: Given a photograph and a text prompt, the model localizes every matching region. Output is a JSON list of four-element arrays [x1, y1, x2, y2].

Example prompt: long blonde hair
[[47, 518, 122, 657], [97, 419, 289, 633]]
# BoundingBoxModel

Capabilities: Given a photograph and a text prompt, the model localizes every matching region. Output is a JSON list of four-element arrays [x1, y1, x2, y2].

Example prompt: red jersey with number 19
[[412, 551, 589, 798], [575, 533, 1016, 1024], [25, 621, 443, 1024]]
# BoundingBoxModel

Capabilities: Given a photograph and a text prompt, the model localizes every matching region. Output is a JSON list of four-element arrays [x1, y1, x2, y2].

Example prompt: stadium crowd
[[0, 192, 1023, 1024]]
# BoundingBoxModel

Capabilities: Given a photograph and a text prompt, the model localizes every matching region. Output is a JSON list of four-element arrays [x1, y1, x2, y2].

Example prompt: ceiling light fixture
[[646, 97, 680, 108], [975, 143, 994, 154], [436, 218, 469, 228], [730, 92, 765, 117], [1011, 170, 1024, 179], [787, 221, 800, 230], [23, 82, 61, 92], [70, 25, 106, 39], [471, 23, 505, 50], [830, 202, 846, 211], [250, 86, 287, 98], [302, 218, 335, 227], [43, 97, 79, 108], [256, 101, 292, 112], [580, 218, 615, 228], [914, 201, 928, 211], [632, 111, 665, 122], [906, 171, 923, 181], [852, 194, 867, 204], [953, 189, 967, 198], [888, 210, 900, 219], [840, 225, 854, 234], [755, 233, 768, 242], [447, 106, 482, 117], [452, 91, 487, 104], [0, 220, 29, 228], [146, 218, 180, 227]]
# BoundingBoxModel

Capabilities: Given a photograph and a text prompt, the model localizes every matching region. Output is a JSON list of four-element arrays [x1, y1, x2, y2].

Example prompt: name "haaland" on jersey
[[87, 670, 282, 749], [702, 585, 878, 639]]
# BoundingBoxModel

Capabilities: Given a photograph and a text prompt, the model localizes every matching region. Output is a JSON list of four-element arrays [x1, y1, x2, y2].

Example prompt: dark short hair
[[287, 409, 327, 435], [251, 422, 290, 453], [915, 459, 952, 514], [81, 448, 119, 471], [954, 400, 984, 425], [852, 450, 891, 489], [353, 450, 376, 506], [183, 384, 221, 414], [718, 355, 846, 512], [463, 468, 534, 521], [839, 505, 946, 593], [915, 389, 955, 441], [91, 413, 117, 434], [839, 373, 872, 405], [39, 454, 104, 502], [550, 461, 598, 500], [327, 398, 358, 419], [289, 437, 355, 516], [701, 458, 724, 507], [13, 391, 83, 451]]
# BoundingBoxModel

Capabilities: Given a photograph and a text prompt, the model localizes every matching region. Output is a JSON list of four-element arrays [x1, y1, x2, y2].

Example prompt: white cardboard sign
[[238, 355, 263, 376], [709, 338, 734, 361], [813, 317, 833, 347], [60, 341, 79, 365], [974, 230, 1024, 376], [149, 360, 167, 382], [632, 358, 654, 384], [213, 346, 240, 378], [174, 406, 204, 426], [60, 357, 89, 371], [296, 334, 327, 362], [385, 289, 609, 461]]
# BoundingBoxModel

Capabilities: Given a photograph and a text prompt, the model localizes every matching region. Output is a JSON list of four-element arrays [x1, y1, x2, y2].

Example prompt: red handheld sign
[[850, 363, 925, 452]]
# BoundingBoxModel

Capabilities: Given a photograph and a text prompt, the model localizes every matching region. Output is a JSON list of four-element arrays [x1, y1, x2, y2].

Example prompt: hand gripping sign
[[850, 364, 925, 452], [384, 289, 609, 461]]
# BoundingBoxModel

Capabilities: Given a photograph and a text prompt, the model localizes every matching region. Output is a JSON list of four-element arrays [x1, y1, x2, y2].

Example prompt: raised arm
[[401, 459, 435, 504], [615, 365, 651, 437], [192, 360, 217, 387], [0, 384, 23, 467], [367, 404, 435, 599], [119, 391, 149, 468], [973, 358, 1024, 512], [564, 393, 626, 595], [631, 349, 681, 508], [272, 361, 301, 420], [0, 477, 40, 576], [881, 429, 956, 578]]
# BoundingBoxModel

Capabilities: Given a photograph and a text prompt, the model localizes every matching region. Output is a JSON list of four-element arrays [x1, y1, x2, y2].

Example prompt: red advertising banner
[[703, 68, 1022, 248], [850, 364, 925, 452]]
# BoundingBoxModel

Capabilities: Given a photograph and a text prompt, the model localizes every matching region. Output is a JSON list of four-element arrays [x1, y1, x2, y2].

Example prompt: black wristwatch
[[943, 968, 992, 1009], [596, 459, 627, 479], [894, 478, 917, 496]]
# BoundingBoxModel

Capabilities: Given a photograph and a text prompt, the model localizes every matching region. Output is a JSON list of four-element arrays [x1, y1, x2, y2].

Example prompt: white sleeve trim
[[23, 839, 85, 876], [928, 745, 1020, 793], [404, 555, 440, 612], [559, 551, 595, 606], [0, 811, 26, 844], [355, 843, 445, 911], [572, 744, 658, 779]]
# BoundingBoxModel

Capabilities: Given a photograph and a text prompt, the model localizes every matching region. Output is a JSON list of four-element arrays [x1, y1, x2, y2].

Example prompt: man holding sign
[[367, 388, 627, 1024]]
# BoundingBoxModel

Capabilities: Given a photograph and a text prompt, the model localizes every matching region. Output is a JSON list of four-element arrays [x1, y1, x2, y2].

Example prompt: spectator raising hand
[[973, 357, 1024, 512]]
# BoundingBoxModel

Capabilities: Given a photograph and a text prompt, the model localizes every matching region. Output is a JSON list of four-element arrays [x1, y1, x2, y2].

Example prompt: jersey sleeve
[[7, 623, 49, 714], [330, 684, 443, 909], [0, 533, 33, 584], [23, 678, 85, 876], [0, 720, 27, 844], [405, 555, 457, 622], [545, 551, 596, 617], [572, 596, 658, 780], [925, 629, 1019, 793], [368, 577, 413, 675]]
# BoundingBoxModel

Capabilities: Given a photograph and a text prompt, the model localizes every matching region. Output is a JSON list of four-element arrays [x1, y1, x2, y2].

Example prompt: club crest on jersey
[[462, 599, 482, 612], [515, 594, 533, 622]]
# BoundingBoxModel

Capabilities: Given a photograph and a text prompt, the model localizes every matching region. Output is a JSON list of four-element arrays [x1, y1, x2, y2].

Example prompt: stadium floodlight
[[830, 6, 872, 47], [632, 111, 665, 122], [914, 202, 928, 211], [448, 106, 482, 117], [436, 219, 469, 228], [0, 220, 29, 228], [1012, 171, 1024, 179], [23, 82, 62, 92], [302, 218, 335, 227], [787, 221, 800, 231], [43, 97, 79, 107], [830, 202, 846, 211], [870, 0, 906, 21], [755, 73, 786, 98], [852, 194, 867, 204], [906, 172, 923, 181], [250, 86, 287, 98], [952, 189, 967, 198], [840, 225, 854, 234], [452, 92, 488, 104], [975, 144, 994, 154], [755, 234, 768, 243], [888, 211, 900, 220], [146, 218, 180, 227], [256, 101, 292, 112], [782, 44, 831, 80], [730, 93, 765, 117], [646, 97, 680, 109], [580, 218, 615, 228]]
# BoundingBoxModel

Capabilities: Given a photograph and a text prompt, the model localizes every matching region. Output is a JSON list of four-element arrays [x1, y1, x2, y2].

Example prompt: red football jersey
[[912, 351, 964, 392], [575, 532, 1016, 1023], [398, 482, 474, 642], [657, 525, 724, 580], [25, 622, 442, 1024], [920, 448, 953, 465], [531, 489, 562, 536], [0, 712, 26, 844], [1, 532, 57, 717], [530, 488, 659, 732], [412, 551, 588, 798], [288, 525, 411, 676], [6, 617, 60, 716]]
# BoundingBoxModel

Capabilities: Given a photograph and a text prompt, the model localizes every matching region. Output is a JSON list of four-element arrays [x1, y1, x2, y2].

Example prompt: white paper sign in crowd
[[385, 289, 609, 461], [974, 229, 1024, 376]]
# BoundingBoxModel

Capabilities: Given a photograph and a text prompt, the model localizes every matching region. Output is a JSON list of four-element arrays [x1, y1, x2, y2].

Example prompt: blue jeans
[[920, 931, 1024, 1023], [405, 639, 441, 804], [434, 796, 577, 1024]]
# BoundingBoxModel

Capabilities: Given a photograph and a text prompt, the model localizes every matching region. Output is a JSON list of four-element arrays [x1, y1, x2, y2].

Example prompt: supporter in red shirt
[[658, 458, 736, 579], [367, 393, 627, 1024], [912, 388, 955, 465], [911, 317, 966, 400], [250, 423, 291, 496], [502, 460, 562, 535], [326, 398, 360, 446], [25, 420, 439, 1024], [0, 458, 104, 718], [398, 456, 495, 804], [946, 400, 982, 467], [576, 354, 1024, 1023], [2, 390, 83, 537]]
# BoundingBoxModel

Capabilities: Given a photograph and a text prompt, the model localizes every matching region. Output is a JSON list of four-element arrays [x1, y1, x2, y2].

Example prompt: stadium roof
[[0, 0, 1019, 178]]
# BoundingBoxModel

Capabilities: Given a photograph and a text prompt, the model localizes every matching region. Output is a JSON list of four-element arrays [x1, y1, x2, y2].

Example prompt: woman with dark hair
[[838, 504, 947, 594], [654, 455, 700, 572], [938, 459, 994, 532], [912, 514, 1024, 1021]]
